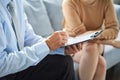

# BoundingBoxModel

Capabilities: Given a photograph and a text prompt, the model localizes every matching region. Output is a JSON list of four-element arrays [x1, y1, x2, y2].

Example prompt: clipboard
[[65, 30, 103, 46]]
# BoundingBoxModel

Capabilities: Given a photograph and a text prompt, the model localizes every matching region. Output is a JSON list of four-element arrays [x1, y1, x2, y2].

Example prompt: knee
[[98, 56, 107, 71], [83, 43, 98, 54]]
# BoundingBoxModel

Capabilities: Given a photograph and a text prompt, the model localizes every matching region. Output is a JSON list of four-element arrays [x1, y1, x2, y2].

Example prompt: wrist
[[45, 39, 52, 51]]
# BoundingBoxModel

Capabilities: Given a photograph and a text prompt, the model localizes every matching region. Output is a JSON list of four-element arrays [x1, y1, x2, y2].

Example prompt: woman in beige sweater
[[62, 0, 119, 80]]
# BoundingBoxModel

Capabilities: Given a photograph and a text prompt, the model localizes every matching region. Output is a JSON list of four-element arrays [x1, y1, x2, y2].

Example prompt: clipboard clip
[[90, 30, 103, 38]]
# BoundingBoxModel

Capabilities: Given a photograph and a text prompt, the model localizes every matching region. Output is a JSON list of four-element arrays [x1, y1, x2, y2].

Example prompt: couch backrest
[[114, 0, 120, 4], [43, 0, 63, 31], [23, 0, 54, 37], [24, 0, 64, 37]]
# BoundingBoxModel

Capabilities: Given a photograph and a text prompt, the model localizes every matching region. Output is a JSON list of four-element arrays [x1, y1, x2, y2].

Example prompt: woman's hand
[[91, 39, 120, 48], [95, 29, 118, 40]]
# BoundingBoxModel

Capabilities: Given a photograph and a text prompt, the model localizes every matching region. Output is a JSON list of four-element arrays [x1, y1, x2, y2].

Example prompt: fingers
[[76, 43, 82, 50], [59, 31, 68, 36], [65, 43, 82, 54], [89, 39, 115, 46], [65, 46, 76, 54], [112, 41, 120, 48], [57, 31, 69, 37], [58, 31, 69, 46], [71, 45, 79, 52], [46, 31, 69, 51]]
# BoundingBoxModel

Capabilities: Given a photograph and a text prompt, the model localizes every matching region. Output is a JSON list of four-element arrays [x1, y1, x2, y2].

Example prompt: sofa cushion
[[104, 32, 120, 69], [114, 0, 120, 4], [23, 0, 54, 37], [43, 0, 63, 31]]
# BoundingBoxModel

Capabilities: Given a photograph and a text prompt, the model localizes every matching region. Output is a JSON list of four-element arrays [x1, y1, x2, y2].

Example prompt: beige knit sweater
[[62, 0, 119, 40]]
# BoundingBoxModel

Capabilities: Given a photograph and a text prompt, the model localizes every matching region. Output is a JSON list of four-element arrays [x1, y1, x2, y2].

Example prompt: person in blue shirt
[[0, 0, 76, 80]]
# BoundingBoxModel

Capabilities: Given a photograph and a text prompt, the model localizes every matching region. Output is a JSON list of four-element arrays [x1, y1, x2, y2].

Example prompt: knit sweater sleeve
[[98, 0, 119, 40], [62, 0, 86, 37]]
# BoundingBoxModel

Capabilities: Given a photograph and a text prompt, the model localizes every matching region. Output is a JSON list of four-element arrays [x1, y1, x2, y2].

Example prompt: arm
[[0, 21, 68, 77], [24, 14, 68, 51], [62, 0, 86, 37], [0, 12, 68, 78], [91, 39, 120, 48], [96, 0, 119, 40], [0, 20, 51, 77]]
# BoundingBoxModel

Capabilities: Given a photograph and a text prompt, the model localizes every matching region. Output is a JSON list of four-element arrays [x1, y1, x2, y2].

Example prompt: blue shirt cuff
[[50, 47, 65, 55]]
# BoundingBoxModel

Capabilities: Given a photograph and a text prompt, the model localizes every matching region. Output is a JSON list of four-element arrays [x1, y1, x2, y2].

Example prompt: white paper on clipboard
[[65, 30, 102, 46]]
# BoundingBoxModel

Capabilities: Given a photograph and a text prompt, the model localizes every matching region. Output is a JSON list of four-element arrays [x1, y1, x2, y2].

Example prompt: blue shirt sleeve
[[0, 0, 51, 77], [0, 20, 51, 77]]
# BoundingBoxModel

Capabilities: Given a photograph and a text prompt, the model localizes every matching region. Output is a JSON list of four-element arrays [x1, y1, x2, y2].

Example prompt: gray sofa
[[114, 0, 120, 4], [23, 0, 120, 79]]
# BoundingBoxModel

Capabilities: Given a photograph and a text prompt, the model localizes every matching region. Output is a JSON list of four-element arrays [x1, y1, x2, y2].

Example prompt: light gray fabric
[[104, 46, 120, 69], [43, 0, 63, 31], [74, 61, 80, 80], [114, 0, 120, 4], [23, 0, 54, 37], [104, 32, 120, 69]]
